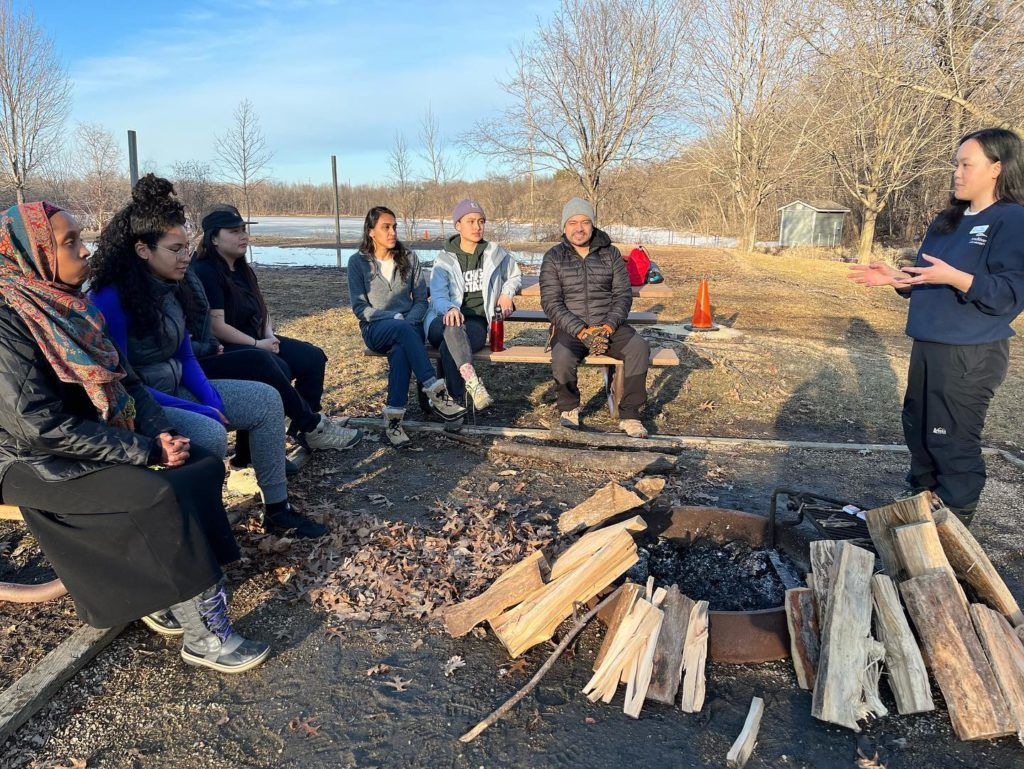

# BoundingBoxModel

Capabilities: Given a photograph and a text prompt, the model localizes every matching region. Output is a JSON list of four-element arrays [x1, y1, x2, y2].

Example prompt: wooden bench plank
[[364, 345, 679, 367], [0, 505, 23, 522], [506, 309, 658, 325], [518, 275, 673, 298]]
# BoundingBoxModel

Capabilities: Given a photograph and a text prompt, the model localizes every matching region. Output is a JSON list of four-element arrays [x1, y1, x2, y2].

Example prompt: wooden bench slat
[[0, 505, 23, 522], [364, 345, 679, 367], [506, 309, 658, 325]]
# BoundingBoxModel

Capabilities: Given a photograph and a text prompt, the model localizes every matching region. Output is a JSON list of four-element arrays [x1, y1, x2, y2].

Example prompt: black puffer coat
[[0, 303, 171, 483], [539, 228, 633, 337]]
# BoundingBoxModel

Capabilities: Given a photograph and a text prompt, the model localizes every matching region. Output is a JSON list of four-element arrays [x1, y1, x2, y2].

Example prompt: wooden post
[[900, 572, 1014, 740], [934, 510, 1024, 626], [870, 575, 933, 714], [331, 154, 342, 268], [127, 130, 139, 189]]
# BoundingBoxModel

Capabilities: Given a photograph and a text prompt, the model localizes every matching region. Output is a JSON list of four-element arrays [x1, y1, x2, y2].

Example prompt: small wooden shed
[[778, 200, 850, 247]]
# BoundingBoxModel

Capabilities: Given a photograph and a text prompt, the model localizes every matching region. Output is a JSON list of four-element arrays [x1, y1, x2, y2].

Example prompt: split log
[[934, 509, 1024, 626], [809, 540, 837, 625], [900, 572, 1014, 740], [558, 482, 646, 533], [594, 582, 643, 670], [584, 597, 661, 705], [634, 477, 667, 501], [785, 588, 820, 690], [623, 602, 665, 718], [726, 696, 765, 769], [549, 516, 647, 581], [488, 441, 677, 475], [679, 600, 709, 713], [863, 493, 934, 579], [440, 550, 549, 637], [971, 604, 1024, 745], [647, 585, 695, 704], [892, 521, 968, 610], [811, 542, 876, 731], [491, 527, 640, 657], [870, 575, 933, 715]]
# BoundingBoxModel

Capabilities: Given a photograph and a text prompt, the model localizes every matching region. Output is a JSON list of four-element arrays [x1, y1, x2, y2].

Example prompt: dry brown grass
[[258, 244, 1024, 448]]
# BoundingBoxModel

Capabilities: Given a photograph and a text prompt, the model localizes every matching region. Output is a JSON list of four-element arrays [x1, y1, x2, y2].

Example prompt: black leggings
[[1, 448, 237, 628]]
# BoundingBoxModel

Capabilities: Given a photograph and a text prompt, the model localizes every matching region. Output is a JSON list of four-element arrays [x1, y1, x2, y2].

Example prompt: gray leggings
[[165, 379, 287, 505], [427, 315, 489, 399]]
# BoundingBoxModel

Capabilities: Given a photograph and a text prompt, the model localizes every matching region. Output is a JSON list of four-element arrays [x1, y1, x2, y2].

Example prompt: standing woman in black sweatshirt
[[850, 128, 1024, 525]]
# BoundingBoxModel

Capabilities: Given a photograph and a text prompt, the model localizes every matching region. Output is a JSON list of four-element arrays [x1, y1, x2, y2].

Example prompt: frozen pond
[[249, 215, 729, 247], [250, 245, 546, 269]]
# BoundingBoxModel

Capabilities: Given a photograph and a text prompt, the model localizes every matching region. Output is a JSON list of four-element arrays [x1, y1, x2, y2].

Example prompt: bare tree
[[0, 2, 71, 204], [419, 105, 462, 237], [69, 122, 125, 231], [214, 99, 273, 224], [468, 0, 690, 210], [389, 131, 422, 240], [686, 0, 826, 251], [172, 160, 221, 234]]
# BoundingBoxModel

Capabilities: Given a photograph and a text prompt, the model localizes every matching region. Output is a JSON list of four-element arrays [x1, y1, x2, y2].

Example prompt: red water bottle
[[490, 306, 505, 352]]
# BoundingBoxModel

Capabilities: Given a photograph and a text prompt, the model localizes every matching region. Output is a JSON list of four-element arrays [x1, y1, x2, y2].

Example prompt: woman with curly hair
[[0, 201, 269, 673], [89, 174, 328, 538], [192, 205, 360, 454], [348, 206, 466, 448]]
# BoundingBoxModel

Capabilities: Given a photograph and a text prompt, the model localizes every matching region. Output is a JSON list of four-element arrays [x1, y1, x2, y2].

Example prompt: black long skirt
[[1, 448, 239, 628]]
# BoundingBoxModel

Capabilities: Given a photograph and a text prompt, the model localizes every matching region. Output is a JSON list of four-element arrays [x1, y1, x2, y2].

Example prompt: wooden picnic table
[[506, 309, 658, 325]]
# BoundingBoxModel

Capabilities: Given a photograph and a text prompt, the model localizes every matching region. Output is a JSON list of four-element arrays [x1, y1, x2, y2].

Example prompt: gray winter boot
[[169, 583, 271, 674], [383, 406, 412, 448], [422, 378, 467, 422]]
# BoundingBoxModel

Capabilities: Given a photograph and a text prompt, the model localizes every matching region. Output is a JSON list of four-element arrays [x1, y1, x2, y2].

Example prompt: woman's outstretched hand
[[900, 254, 974, 292], [848, 262, 910, 288]]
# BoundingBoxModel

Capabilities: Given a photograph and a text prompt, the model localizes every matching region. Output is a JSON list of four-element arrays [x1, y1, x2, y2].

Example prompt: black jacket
[[0, 302, 171, 483], [539, 228, 633, 338]]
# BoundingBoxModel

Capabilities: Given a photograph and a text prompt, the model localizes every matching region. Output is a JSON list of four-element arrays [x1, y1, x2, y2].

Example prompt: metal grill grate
[[768, 487, 875, 552]]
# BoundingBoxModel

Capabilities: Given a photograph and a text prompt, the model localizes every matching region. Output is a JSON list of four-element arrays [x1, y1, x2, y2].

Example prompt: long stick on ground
[[460, 586, 623, 743]]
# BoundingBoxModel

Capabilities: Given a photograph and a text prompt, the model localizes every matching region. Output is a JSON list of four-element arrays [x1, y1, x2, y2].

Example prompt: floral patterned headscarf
[[0, 202, 134, 429]]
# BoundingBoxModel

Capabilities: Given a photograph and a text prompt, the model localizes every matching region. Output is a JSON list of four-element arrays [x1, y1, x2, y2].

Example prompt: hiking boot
[[263, 502, 329, 539], [465, 377, 494, 410], [383, 407, 412, 449], [169, 583, 270, 674], [619, 419, 648, 439], [302, 414, 363, 451], [141, 608, 183, 636], [559, 408, 580, 429], [422, 379, 466, 422]]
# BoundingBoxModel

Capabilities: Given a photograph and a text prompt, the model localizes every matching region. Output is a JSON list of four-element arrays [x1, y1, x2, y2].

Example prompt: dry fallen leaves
[[288, 717, 321, 737], [856, 748, 886, 769], [498, 658, 530, 677], [366, 663, 392, 677], [382, 675, 413, 692], [443, 655, 466, 677]]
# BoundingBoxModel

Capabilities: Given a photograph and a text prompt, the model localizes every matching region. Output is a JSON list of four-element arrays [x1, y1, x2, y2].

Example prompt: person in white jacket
[[424, 199, 522, 409]]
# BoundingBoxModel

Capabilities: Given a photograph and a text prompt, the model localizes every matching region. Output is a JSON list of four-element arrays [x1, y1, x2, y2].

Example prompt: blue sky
[[32, 0, 557, 184]]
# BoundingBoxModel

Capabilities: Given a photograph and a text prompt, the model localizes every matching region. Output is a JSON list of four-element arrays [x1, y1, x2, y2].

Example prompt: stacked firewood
[[787, 492, 1024, 744]]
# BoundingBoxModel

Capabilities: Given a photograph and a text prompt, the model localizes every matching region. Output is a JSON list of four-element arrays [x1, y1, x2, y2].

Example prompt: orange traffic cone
[[685, 278, 719, 332]]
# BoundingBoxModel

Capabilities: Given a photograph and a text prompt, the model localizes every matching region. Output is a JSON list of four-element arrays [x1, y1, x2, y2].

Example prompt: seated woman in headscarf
[[0, 202, 269, 673]]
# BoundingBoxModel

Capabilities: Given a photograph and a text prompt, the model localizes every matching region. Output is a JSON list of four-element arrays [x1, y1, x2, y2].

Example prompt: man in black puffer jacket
[[540, 197, 650, 438]]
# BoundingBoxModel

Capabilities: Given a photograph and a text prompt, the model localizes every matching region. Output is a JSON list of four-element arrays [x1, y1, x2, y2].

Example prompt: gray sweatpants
[[165, 379, 287, 505]]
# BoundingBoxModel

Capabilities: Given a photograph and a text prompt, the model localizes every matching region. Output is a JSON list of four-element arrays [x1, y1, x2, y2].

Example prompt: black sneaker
[[263, 503, 329, 539]]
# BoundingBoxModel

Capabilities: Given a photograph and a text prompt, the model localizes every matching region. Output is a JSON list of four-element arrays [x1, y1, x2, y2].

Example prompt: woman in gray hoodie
[[348, 206, 466, 447], [424, 199, 522, 409]]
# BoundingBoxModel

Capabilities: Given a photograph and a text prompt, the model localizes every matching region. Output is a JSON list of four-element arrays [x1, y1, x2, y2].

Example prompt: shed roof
[[777, 199, 851, 213]]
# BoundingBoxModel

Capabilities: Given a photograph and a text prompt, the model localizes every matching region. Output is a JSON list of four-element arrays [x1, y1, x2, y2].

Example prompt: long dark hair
[[935, 128, 1024, 233], [89, 174, 202, 335], [358, 205, 413, 281], [194, 215, 269, 335]]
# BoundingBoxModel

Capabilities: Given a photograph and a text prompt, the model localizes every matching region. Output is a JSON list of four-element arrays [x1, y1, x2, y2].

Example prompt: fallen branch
[[460, 586, 623, 743]]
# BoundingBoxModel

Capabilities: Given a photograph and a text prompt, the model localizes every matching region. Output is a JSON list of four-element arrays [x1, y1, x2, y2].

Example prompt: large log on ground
[[971, 603, 1024, 745], [935, 509, 1024, 626], [811, 542, 876, 731], [900, 572, 1014, 740], [440, 550, 549, 637], [647, 585, 695, 704], [864, 493, 935, 579], [785, 587, 820, 690], [557, 482, 646, 533], [870, 574, 933, 715], [892, 521, 968, 610], [488, 441, 677, 474]]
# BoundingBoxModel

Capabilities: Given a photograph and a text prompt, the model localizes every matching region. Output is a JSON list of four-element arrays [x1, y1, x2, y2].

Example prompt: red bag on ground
[[626, 246, 651, 286]]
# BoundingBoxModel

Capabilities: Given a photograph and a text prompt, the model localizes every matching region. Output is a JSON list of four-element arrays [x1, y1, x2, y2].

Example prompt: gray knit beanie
[[560, 197, 596, 231]]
